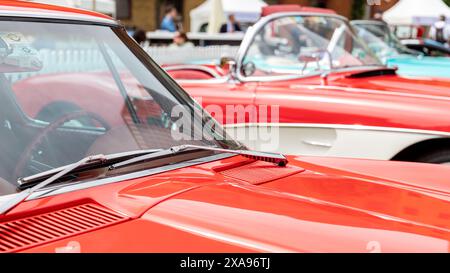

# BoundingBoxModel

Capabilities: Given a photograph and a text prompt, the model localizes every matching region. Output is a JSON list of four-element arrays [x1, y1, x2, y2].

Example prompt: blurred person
[[416, 25, 425, 38], [160, 5, 178, 32], [429, 15, 450, 45], [132, 29, 147, 45], [220, 14, 242, 33], [373, 12, 384, 22], [169, 32, 194, 49]]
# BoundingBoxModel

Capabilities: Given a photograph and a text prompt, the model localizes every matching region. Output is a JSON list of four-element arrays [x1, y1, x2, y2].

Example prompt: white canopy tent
[[26, 0, 116, 16], [383, 0, 450, 26], [207, 0, 226, 33], [190, 0, 267, 33]]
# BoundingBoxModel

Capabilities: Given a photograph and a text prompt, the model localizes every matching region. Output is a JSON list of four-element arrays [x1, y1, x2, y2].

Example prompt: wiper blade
[[0, 154, 107, 215], [0, 146, 286, 215], [110, 144, 288, 170], [18, 149, 162, 186]]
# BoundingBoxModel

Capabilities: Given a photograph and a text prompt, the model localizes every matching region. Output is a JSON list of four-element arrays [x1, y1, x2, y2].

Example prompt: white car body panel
[[225, 123, 449, 160]]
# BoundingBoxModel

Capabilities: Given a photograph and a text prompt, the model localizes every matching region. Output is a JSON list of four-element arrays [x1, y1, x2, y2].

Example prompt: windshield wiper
[[18, 144, 279, 187], [0, 145, 286, 215], [0, 154, 107, 215], [17, 148, 162, 187], [110, 144, 288, 170]]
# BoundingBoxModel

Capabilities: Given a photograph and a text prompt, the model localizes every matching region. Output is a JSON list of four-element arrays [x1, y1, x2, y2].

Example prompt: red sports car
[[0, 2, 448, 253], [167, 6, 450, 164]]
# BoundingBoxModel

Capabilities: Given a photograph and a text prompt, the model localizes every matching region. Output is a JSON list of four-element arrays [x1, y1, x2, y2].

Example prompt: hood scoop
[[0, 203, 128, 253], [218, 160, 304, 185]]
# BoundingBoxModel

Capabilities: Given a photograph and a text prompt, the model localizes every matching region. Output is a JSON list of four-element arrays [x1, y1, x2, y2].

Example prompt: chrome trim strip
[[176, 77, 230, 84], [291, 84, 450, 102], [224, 123, 450, 137], [0, 10, 117, 26], [24, 153, 235, 201], [401, 39, 422, 45], [326, 24, 346, 55], [351, 20, 387, 27], [164, 65, 223, 79], [302, 140, 333, 148], [180, 66, 387, 84]]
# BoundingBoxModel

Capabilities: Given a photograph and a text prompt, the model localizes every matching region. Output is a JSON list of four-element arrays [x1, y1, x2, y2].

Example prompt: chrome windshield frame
[[235, 12, 381, 83]]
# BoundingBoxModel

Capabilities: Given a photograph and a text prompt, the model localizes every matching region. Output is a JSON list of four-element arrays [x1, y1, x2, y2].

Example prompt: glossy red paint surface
[[18, 68, 450, 133], [162, 7, 450, 134], [0, 0, 112, 20], [261, 5, 336, 17], [1, 155, 446, 253], [1, 1, 449, 253], [177, 69, 450, 133]]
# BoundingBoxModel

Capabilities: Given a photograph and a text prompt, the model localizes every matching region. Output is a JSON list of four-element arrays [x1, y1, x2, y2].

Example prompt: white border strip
[[224, 123, 450, 137]]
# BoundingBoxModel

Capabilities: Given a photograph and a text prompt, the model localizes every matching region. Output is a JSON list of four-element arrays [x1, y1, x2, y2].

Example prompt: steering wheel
[[14, 110, 111, 180]]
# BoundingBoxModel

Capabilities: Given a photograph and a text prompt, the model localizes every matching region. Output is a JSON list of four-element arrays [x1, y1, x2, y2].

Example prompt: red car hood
[[247, 70, 450, 131], [18, 155, 450, 253], [333, 72, 450, 100], [267, 70, 450, 101]]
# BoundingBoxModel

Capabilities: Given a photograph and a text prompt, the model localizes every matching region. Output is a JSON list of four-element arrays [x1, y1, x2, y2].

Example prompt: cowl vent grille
[[0, 203, 127, 253], [219, 161, 304, 184]]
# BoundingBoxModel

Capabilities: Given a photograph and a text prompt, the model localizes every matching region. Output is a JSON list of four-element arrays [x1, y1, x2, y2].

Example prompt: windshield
[[0, 20, 238, 196], [352, 22, 420, 62], [242, 15, 380, 78]]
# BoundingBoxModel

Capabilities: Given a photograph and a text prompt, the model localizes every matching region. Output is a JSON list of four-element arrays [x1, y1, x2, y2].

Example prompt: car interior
[[0, 52, 201, 196], [0, 21, 232, 197]]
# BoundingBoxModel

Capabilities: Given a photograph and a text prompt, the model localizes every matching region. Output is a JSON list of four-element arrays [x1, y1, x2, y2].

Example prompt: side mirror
[[219, 56, 237, 78], [241, 61, 256, 77], [0, 32, 43, 73], [220, 56, 236, 69]]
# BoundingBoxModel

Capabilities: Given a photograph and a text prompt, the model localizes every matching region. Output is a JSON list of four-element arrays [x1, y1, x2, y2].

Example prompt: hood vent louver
[[0, 203, 127, 253], [218, 161, 304, 184]]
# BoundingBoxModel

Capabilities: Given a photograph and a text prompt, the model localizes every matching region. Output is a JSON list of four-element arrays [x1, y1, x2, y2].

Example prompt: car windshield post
[[110, 27, 241, 150], [97, 39, 140, 124]]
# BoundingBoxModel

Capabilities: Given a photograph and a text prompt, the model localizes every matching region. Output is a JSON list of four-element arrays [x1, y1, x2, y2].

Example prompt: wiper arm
[[0, 146, 286, 215], [110, 144, 288, 170], [0, 154, 107, 215], [18, 148, 162, 186]]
